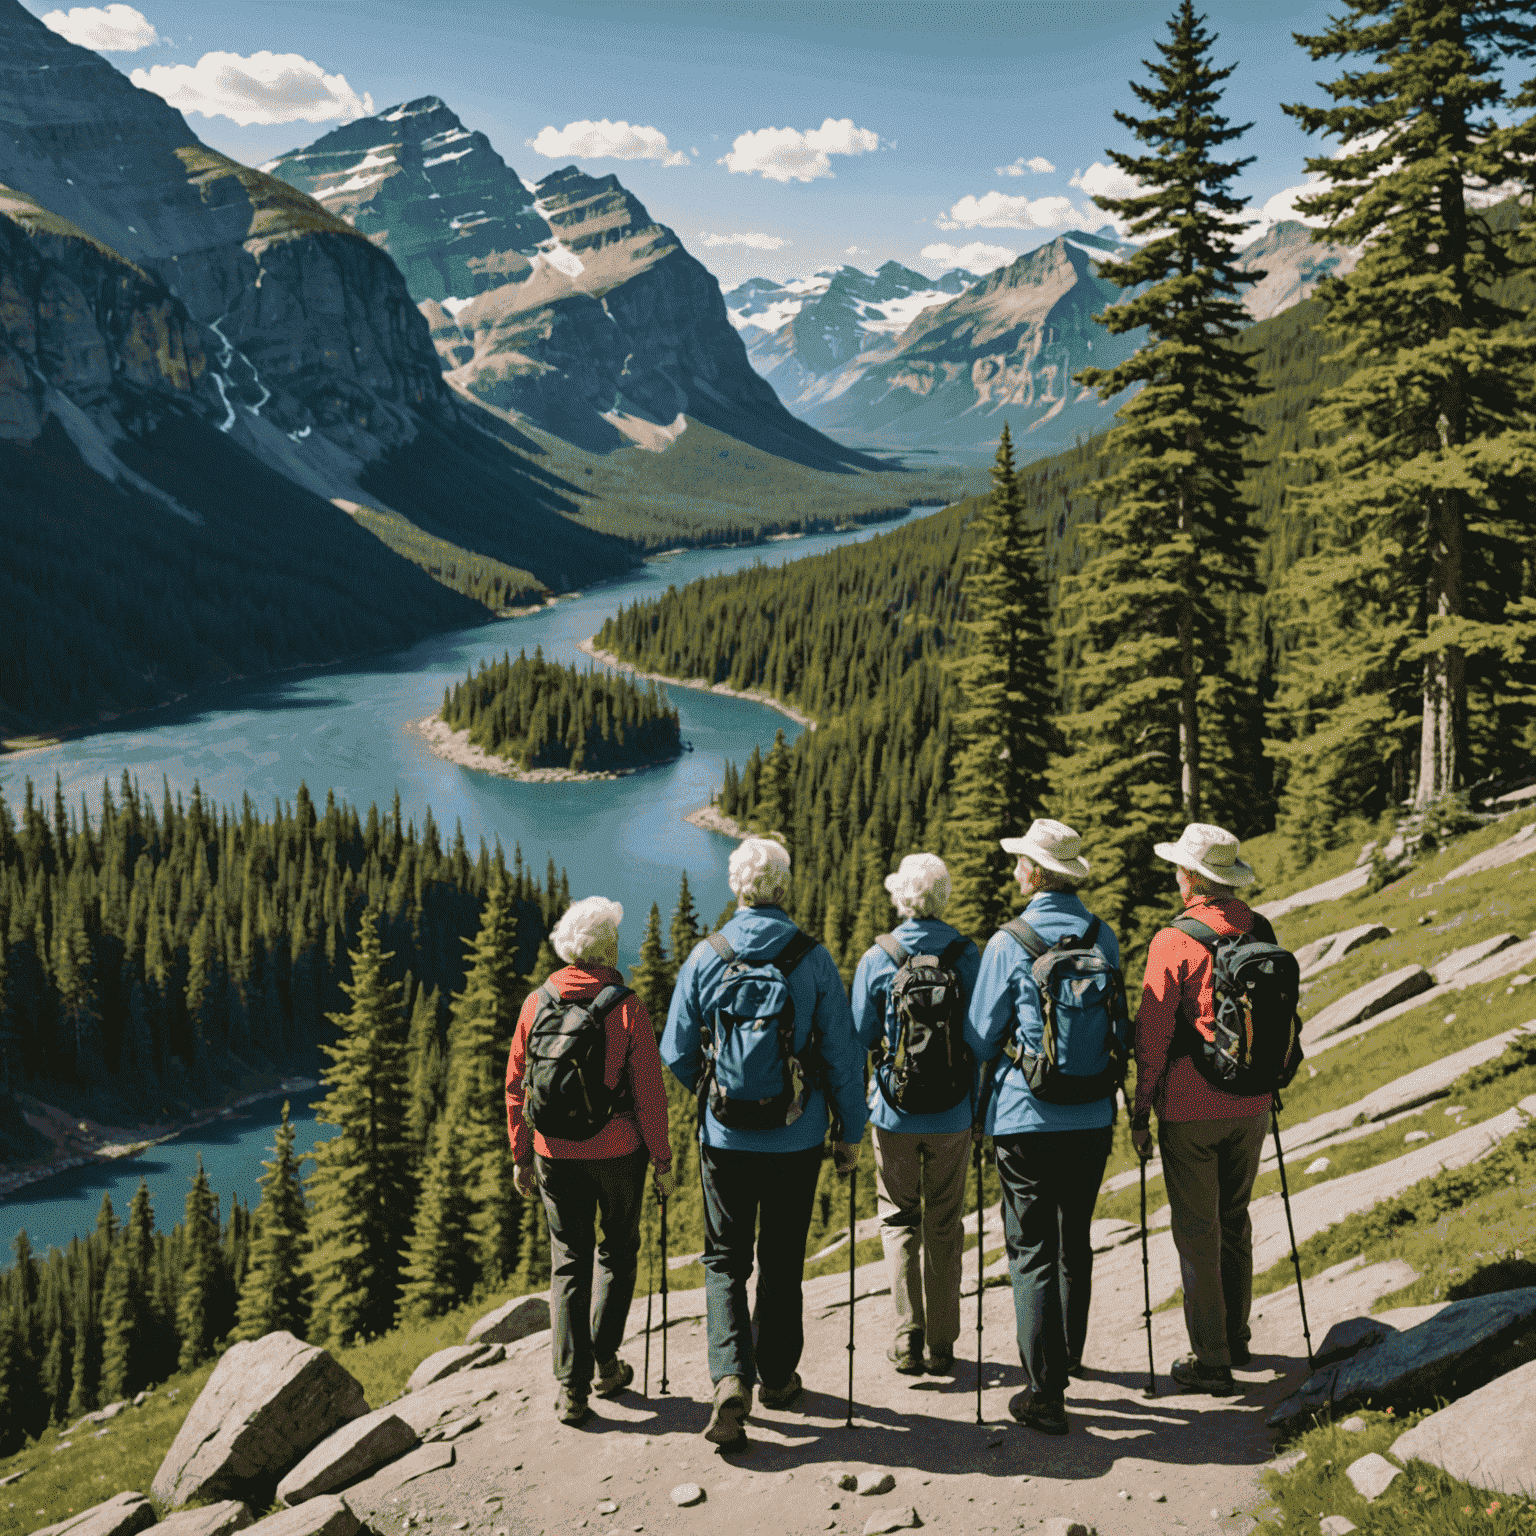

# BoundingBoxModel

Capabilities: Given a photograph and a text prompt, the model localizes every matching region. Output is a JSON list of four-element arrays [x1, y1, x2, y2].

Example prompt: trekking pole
[[1138, 1155, 1157, 1397], [974, 1134, 985, 1426], [1271, 1101, 1314, 1373], [644, 1206, 654, 1397], [659, 1193, 671, 1395], [845, 1163, 857, 1429]]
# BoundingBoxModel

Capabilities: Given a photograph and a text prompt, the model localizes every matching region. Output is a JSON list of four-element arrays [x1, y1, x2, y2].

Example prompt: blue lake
[[0, 505, 946, 1256]]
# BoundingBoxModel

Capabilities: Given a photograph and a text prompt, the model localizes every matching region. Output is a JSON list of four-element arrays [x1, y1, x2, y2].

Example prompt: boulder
[[1296, 924, 1392, 981], [1255, 865, 1371, 922], [340, 1442, 455, 1504], [1318, 1520, 1357, 1536], [669, 1484, 705, 1507], [466, 1294, 551, 1348], [1391, 1356, 1536, 1496], [156, 1503, 253, 1536], [406, 1343, 489, 1394], [389, 1376, 498, 1437], [1268, 1288, 1536, 1433], [1451, 935, 1536, 991], [33, 1492, 157, 1536], [245, 1497, 357, 1536], [862, 1512, 919, 1536], [1301, 966, 1434, 1046], [1345, 1453, 1400, 1501], [1432, 822, 1536, 886], [1433, 934, 1520, 985], [152, 1331, 370, 1509], [1039, 1522, 1096, 1536], [276, 1409, 417, 1506]]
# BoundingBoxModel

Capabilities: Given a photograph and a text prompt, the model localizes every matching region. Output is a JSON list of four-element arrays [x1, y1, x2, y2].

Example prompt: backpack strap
[[589, 984, 633, 1021], [775, 929, 817, 976], [874, 933, 908, 968], [707, 932, 738, 964], [1250, 912, 1279, 946], [1001, 918, 1049, 960], [1170, 915, 1221, 949], [937, 936, 971, 970]]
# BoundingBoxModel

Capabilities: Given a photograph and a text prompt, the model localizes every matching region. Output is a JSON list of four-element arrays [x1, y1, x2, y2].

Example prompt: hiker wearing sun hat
[[965, 818, 1129, 1436], [1132, 822, 1278, 1399]]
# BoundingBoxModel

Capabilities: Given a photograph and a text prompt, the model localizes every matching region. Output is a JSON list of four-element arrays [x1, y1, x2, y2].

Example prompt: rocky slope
[[1231, 217, 1361, 323], [268, 102, 876, 467]]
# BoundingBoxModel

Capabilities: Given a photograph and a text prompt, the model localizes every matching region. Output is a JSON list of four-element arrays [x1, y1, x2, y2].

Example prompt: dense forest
[[440, 650, 683, 773]]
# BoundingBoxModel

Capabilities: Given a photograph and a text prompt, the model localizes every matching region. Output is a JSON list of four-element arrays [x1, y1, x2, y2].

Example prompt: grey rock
[[468, 1344, 505, 1368], [342, 1442, 455, 1503], [245, 1496, 358, 1536], [422, 1414, 480, 1444], [276, 1409, 418, 1506], [32, 1492, 157, 1536], [156, 1502, 254, 1536], [466, 1295, 552, 1348], [1450, 935, 1536, 991], [1340, 1415, 1367, 1432], [1268, 1450, 1306, 1475], [1318, 1520, 1357, 1536], [1391, 1356, 1536, 1496], [0, 1467, 30, 1486], [1296, 924, 1392, 981], [153, 1332, 369, 1509], [1346, 1453, 1400, 1501], [669, 1485, 704, 1507], [406, 1344, 489, 1394], [856, 1471, 896, 1495], [1255, 865, 1371, 921], [1433, 934, 1520, 985], [1269, 1288, 1536, 1432], [1302, 966, 1434, 1046], [861, 1511, 919, 1536], [1038, 1522, 1096, 1536], [389, 1378, 497, 1438]]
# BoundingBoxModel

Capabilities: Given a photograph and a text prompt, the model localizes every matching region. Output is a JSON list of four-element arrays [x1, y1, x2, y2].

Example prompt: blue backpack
[[698, 928, 824, 1130], [1000, 917, 1130, 1105]]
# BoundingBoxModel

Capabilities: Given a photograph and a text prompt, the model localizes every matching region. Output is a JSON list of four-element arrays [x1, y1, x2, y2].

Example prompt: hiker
[[506, 895, 675, 1427], [966, 819, 1128, 1436], [851, 852, 981, 1376], [1130, 823, 1280, 1396], [662, 835, 868, 1449]]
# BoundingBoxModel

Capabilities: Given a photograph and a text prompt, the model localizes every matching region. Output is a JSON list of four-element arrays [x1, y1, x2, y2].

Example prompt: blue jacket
[[663, 905, 868, 1153], [851, 917, 982, 1134], [964, 891, 1120, 1136]]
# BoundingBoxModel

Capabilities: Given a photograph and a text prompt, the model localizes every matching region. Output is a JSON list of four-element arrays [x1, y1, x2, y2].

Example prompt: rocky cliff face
[[1232, 219, 1360, 323]]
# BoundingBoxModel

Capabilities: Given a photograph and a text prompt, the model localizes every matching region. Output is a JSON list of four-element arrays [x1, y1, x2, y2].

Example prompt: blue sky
[[28, 0, 1351, 286]]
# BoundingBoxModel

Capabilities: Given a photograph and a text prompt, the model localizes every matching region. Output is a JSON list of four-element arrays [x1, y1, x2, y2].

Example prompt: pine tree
[[943, 425, 1056, 936], [399, 1123, 476, 1318], [176, 1156, 221, 1370], [669, 871, 701, 970], [236, 1102, 312, 1340], [305, 910, 414, 1346], [1055, 0, 1266, 945], [629, 903, 671, 1028], [100, 1181, 152, 1398], [1273, 0, 1536, 830]]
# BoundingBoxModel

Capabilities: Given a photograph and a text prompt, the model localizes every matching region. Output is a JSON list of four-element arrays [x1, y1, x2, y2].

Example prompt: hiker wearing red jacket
[[1131, 824, 1270, 1398], [506, 896, 674, 1427]]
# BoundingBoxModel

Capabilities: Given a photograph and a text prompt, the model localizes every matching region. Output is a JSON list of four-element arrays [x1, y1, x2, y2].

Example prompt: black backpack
[[1000, 917, 1131, 1105], [1170, 914, 1304, 1096], [523, 982, 634, 1140], [698, 928, 824, 1131], [871, 934, 974, 1115]]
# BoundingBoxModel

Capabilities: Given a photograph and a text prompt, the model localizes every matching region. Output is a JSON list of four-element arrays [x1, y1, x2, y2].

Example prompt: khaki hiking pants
[[1159, 1112, 1268, 1368], [873, 1126, 971, 1351]]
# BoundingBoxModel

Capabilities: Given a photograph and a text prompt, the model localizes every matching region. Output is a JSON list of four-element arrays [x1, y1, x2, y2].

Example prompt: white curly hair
[[728, 835, 792, 908], [549, 896, 623, 965], [883, 852, 951, 919]]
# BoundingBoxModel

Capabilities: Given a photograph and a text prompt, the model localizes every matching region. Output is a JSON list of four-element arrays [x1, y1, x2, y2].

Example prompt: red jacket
[[1133, 896, 1273, 1124], [505, 964, 673, 1167]]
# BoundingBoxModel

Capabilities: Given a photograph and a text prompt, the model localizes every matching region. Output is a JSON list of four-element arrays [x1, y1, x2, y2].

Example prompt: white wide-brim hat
[[1154, 822, 1256, 888], [999, 818, 1090, 880]]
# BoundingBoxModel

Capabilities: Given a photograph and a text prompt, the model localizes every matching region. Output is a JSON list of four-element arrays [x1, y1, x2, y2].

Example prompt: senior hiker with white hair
[[851, 852, 981, 1375], [965, 819, 1129, 1436], [505, 895, 674, 1427], [1131, 823, 1300, 1397], [662, 835, 868, 1449]]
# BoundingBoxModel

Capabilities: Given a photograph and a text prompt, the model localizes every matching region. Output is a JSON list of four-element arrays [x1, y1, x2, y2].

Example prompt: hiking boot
[[554, 1385, 592, 1426], [1170, 1355, 1241, 1397], [887, 1330, 925, 1375], [1008, 1388, 1068, 1436], [1228, 1342, 1253, 1368], [704, 1375, 751, 1447], [593, 1356, 634, 1399], [758, 1372, 803, 1409], [923, 1344, 955, 1374]]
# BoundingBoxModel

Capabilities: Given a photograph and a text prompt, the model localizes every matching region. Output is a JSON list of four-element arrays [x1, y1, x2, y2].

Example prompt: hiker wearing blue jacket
[[851, 853, 981, 1377], [662, 835, 868, 1449], [965, 818, 1124, 1437]]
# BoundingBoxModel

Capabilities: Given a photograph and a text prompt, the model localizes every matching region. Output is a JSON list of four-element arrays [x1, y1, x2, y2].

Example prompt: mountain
[[723, 261, 976, 417], [1231, 218, 1361, 323], [266, 101, 875, 468]]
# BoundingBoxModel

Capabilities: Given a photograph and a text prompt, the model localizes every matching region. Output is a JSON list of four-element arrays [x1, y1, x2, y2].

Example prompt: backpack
[[698, 928, 823, 1131], [523, 982, 634, 1140], [1000, 917, 1130, 1105], [871, 934, 974, 1116], [1170, 914, 1304, 1096]]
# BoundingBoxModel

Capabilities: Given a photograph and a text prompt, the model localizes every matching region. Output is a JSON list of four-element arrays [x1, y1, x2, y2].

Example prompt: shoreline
[[1, 1076, 318, 1200], [577, 638, 817, 731], [684, 803, 745, 839], [414, 714, 674, 783]]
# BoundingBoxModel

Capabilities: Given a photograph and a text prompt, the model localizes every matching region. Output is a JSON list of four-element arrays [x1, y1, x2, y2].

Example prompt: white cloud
[[937, 190, 1081, 231], [697, 231, 789, 250], [720, 117, 879, 183], [529, 119, 688, 168], [1070, 161, 1143, 203], [920, 241, 1016, 273], [845, 244, 866, 254], [42, 2, 158, 49], [130, 51, 372, 126], [997, 155, 1055, 177]]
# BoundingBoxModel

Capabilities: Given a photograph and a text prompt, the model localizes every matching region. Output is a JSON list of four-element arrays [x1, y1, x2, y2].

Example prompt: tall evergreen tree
[[1055, 0, 1266, 945], [100, 1181, 152, 1398], [943, 425, 1055, 936], [1273, 0, 1536, 834], [176, 1157, 221, 1370], [399, 1123, 476, 1318], [305, 911, 414, 1346], [669, 871, 701, 969], [629, 903, 672, 1027], [236, 1102, 312, 1341]]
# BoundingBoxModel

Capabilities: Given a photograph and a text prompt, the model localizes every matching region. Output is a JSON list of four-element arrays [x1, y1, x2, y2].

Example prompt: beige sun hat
[[1153, 823, 1256, 888], [999, 818, 1090, 880]]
